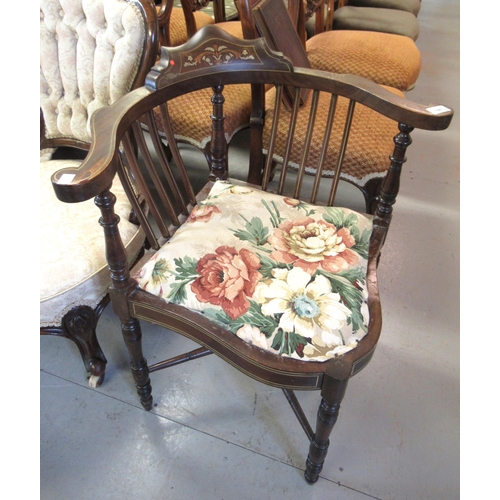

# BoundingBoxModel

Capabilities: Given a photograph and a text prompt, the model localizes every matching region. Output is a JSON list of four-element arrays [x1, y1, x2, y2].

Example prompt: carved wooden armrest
[[51, 87, 152, 204]]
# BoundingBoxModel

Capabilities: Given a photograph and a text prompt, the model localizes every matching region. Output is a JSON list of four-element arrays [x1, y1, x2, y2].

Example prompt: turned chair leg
[[121, 317, 153, 410], [94, 188, 153, 410], [305, 379, 349, 484]]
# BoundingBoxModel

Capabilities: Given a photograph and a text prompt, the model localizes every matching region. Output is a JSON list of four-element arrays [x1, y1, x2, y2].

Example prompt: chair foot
[[304, 457, 323, 484], [88, 358, 106, 387], [89, 373, 104, 388]]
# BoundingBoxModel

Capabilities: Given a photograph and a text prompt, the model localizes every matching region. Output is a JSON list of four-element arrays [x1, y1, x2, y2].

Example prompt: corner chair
[[51, 26, 453, 481]]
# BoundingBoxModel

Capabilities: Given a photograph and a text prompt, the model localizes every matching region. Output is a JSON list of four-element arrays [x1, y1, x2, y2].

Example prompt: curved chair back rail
[[51, 25, 453, 481]]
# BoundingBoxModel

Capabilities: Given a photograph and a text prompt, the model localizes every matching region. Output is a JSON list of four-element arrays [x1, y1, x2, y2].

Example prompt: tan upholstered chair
[[51, 26, 452, 482], [155, 1, 246, 48], [295, 0, 422, 92], [40, 0, 158, 387]]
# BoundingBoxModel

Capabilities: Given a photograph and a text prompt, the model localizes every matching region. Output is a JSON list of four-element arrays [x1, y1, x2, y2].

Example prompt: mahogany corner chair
[[40, 0, 158, 387], [51, 26, 453, 482]]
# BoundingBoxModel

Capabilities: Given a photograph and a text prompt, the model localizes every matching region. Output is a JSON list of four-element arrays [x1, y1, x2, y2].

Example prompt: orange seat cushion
[[154, 83, 252, 150], [306, 30, 421, 91]]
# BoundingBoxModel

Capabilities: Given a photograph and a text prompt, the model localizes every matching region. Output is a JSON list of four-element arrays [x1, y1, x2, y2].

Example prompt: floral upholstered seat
[[134, 181, 372, 362]]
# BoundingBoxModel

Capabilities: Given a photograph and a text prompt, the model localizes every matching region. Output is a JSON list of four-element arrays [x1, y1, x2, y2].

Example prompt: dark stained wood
[[51, 26, 453, 481], [43, 300, 109, 387]]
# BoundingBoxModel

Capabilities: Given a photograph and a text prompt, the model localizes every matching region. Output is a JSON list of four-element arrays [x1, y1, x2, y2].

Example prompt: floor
[[40, 1, 460, 498]]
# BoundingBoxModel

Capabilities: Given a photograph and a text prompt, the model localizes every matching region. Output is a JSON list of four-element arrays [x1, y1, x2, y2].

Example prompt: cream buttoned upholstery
[[40, 0, 156, 386]]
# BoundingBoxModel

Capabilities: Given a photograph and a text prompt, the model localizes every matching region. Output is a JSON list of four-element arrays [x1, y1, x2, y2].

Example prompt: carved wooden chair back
[[155, 0, 215, 48], [52, 26, 452, 481], [148, 0, 259, 176], [40, 0, 158, 387]]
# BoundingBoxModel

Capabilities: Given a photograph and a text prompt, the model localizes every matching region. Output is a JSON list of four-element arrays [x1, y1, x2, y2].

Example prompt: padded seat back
[[40, 0, 154, 144]]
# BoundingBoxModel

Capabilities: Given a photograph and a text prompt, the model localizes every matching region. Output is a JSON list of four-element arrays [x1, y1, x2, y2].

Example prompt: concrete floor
[[40, 1, 459, 498]]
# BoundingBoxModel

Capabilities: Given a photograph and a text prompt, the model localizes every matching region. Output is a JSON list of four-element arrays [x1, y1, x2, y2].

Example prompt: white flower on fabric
[[254, 267, 351, 347], [302, 342, 357, 360], [229, 185, 254, 195], [134, 256, 174, 297], [236, 324, 269, 350]]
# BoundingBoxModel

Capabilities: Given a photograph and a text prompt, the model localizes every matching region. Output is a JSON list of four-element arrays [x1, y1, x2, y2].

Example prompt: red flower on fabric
[[268, 217, 359, 274], [191, 246, 262, 320], [188, 204, 221, 223]]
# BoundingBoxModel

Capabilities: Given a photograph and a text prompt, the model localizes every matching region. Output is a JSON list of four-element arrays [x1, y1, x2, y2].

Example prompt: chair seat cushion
[[134, 180, 373, 362], [263, 86, 404, 188], [306, 30, 421, 91], [40, 159, 145, 327], [333, 7, 420, 41], [212, 20, 244, 39], [347, 0, 421, 17]]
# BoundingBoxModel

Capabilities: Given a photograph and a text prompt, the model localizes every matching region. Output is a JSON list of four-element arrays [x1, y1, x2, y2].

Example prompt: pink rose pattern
[[187, 203, 221, 223], [268, 217, 360, 274], [191, 246, 262, 320]]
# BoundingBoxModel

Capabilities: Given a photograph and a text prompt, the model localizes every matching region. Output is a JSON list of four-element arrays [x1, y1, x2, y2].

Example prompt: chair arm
[[51, 87, 153, 204], [297, 68, 454, 131]]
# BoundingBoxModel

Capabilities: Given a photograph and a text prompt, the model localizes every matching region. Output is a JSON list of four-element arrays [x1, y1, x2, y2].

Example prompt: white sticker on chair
[[58, 173, 76, 184], [426, 105, 451, 115]]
